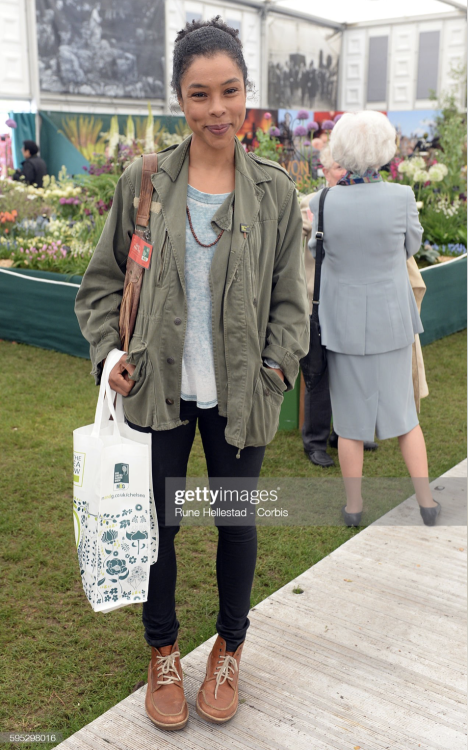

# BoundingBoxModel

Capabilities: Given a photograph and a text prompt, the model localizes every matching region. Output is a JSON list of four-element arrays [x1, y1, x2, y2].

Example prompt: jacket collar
[[150, 134, 270, 291], [158, 134, 273, 187]]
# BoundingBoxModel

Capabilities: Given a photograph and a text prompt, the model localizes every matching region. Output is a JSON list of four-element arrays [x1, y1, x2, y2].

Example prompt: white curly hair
[[330, 111, 396, 176]]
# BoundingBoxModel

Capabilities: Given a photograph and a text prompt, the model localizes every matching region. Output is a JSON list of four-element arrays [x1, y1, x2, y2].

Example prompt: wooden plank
[[55, 460, 467, 750]]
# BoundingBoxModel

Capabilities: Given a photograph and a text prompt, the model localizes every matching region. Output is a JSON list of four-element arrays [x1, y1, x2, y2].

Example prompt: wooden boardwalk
[[57, 461, 467, 750]]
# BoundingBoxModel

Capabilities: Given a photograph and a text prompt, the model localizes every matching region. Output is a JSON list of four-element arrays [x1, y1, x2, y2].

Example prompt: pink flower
[[264, 112, 272, 120]]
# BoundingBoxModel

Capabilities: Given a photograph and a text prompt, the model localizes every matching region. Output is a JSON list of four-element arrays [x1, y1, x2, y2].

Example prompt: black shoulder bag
[[299, 187, 329, 392]]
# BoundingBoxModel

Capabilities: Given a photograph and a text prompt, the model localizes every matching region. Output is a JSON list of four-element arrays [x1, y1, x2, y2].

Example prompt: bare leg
[[338, 437, 364, 513], [398, 425, 437, 507]]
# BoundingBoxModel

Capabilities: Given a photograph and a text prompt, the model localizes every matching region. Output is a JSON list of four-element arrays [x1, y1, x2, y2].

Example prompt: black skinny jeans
[[128, 400, 265, 652]]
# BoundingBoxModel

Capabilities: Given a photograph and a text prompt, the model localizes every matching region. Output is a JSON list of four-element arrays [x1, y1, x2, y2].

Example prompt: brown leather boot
[[145, 642, 188, 731], [196, 635, 244, 723]]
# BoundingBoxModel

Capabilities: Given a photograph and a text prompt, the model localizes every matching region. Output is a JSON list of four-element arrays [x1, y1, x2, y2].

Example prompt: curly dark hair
[[171, 15, 253, 100]]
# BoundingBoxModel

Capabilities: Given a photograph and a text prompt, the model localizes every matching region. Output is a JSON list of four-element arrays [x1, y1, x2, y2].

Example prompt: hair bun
[[175, 15, 242, 47]]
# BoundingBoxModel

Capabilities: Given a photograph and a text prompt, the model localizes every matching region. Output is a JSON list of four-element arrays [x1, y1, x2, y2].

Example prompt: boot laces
[[156, 650, 181, 686], [214, 654, 238, 699]]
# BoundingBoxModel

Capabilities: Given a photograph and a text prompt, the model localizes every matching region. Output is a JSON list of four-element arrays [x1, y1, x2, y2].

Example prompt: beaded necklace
[[186, 205, 224, 248]]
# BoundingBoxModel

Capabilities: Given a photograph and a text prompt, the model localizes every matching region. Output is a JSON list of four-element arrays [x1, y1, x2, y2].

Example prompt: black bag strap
[[311, 187, 329, 322]]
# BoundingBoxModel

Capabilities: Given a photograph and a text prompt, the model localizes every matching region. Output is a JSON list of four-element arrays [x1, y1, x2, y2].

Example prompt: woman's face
[[323, 162, 347, 187], [178, 53, 246, 151]]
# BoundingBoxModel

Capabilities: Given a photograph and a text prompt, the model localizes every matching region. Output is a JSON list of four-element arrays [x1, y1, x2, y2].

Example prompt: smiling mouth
[[206, 124, 231, 134]]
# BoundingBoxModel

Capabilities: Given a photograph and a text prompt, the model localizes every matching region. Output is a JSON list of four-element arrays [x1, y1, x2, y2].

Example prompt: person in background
[[308, 111, 439, 527], [12, 140, 47, 187], [0, 133, 14, 179], [299, 146, 378, 467]]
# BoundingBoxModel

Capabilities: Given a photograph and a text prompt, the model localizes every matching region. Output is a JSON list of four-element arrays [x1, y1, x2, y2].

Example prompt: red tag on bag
[[128, 233, 153, 269]]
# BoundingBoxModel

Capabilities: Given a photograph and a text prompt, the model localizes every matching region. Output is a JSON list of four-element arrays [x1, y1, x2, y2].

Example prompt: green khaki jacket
[[75, 136, 309, 450]]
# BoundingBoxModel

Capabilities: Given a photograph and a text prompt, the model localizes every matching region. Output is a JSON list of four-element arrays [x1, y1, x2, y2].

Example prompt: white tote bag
[[73, 349, 158, 613]]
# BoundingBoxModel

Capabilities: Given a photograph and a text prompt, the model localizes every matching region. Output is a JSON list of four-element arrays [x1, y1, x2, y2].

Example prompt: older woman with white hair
[[309, 110, 441, 527]]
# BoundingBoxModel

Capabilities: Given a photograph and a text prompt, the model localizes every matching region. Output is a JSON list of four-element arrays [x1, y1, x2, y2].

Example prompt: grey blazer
[[308, 182, 424, 356]]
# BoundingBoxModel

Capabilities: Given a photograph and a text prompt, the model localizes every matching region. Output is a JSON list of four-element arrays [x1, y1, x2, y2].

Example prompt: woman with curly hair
[[76, 16, 308, 732]]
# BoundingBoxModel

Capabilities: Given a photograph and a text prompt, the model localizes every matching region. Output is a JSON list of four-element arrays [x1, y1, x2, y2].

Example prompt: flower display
[[0, 102, 464, 276], [410, 156, 426, 170], [398, 160, 413, 174], [412, 169, 429, 183], [59, 197, 81, 205], [294, 125, 307, 137], [428, 165, 445, 182]]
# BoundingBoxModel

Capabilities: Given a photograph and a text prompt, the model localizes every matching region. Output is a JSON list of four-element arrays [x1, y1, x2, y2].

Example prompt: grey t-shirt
[[181, 184, 231, 408]]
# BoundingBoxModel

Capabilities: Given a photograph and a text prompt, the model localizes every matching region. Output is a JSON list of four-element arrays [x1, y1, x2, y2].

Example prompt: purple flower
[[322, 120, 335, 130], [269, 127, 281, 137], [5, 118, 17, 129], [304, 140, 311, 147], [59, 197, 67, 204], [297, 110, 309, 121], [264, 112, 272, 120], [294, 125, 307, 137], [333, 114, 343, 123], [307, 121, 319, 131]]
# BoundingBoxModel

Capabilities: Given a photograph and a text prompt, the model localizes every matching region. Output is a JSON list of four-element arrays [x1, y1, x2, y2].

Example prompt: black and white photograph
[[267, 16, 340, 110], [36, 0, 165, 99]]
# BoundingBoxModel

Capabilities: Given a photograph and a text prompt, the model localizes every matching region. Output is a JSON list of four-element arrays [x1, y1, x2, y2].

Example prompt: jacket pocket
[[245, 223, 260, 303], [156, 231, 169, 286], [244, 366, 285, 446], [122, 345, 155, 426]]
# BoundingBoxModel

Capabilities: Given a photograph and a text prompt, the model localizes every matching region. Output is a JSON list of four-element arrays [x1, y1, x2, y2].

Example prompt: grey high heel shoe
[[341, 505, 362, 527], [419, 500, 441, 526]]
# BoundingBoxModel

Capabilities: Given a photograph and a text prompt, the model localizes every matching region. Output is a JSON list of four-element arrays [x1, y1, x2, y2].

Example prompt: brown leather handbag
[[119, 153, 158, 352]]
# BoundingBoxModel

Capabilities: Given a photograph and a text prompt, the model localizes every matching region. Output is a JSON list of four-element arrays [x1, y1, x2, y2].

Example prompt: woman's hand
[[269, 367, 285, 382], [108, 354, 137, 396]]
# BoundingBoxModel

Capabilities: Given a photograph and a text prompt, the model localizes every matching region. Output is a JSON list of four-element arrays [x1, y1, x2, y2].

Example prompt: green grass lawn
[[0, 331, 466, 742]]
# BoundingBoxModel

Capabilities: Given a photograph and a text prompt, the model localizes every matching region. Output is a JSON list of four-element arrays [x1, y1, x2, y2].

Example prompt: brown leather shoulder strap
[[135, 153, 158, 230]]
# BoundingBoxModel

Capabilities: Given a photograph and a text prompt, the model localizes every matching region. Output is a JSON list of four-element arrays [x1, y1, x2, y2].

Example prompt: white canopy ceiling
[[274, 0, 467, 24]]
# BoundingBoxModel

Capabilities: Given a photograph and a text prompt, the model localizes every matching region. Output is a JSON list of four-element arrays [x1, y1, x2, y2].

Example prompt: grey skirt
[[327, 344, 419, 442]]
